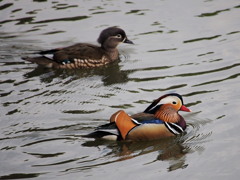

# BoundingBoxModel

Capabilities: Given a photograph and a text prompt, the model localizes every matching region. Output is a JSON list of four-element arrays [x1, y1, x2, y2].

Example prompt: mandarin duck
[[86, 93, 191, 141], [22, 27, 133, 69]]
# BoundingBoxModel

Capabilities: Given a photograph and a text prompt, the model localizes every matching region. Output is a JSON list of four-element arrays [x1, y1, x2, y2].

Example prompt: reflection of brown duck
[[23, 27, 133, 69], [23, 61, 130, 85], [86, 93, 191, 141]]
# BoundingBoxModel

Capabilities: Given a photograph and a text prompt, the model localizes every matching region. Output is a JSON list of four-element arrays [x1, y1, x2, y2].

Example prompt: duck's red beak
[[180, 105, 191, 112]]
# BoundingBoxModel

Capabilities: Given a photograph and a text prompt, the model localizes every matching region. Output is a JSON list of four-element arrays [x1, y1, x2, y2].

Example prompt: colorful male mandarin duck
[[86, 93, 191, 141], [22, 27, 133, 69]]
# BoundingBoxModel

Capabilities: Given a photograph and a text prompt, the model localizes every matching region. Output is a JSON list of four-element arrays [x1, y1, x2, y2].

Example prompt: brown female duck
[[23, 27, 133, 69]]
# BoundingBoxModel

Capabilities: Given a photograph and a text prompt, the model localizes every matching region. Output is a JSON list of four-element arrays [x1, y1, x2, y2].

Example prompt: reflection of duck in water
[[85, 93, 191, 141], [23, 27, 133, 69], [119, 139, 189, 171], [82, 134, 190, 171], [23, 61, 131, 85]]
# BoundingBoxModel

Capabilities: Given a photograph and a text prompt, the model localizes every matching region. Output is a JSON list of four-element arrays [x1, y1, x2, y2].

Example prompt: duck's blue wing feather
[[130, 112, 164, 124]]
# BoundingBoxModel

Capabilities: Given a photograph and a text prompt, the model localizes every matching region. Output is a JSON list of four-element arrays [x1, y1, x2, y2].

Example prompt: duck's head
[[98, 27, 134, 49], [144, 93, 191, 114], [144, 93, 191, 123]]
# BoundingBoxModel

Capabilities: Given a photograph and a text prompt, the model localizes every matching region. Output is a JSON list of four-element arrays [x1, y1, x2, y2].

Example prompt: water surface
[[0, 0, 240, 179]]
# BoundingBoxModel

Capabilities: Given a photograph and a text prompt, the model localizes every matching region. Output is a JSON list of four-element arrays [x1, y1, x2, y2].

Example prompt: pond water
[[0, 0, 240, 179]]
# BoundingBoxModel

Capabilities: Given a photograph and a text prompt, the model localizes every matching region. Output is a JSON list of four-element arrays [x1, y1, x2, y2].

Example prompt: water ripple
[[0, 173, 45, 179], [193, 73, 240, 87], [33, 15, 90, 24], [0, 3, 13, 10], [21, 137, 76, 147], [197, 8, 230, 17], [52, 4, 78, 10], [24, 152, 65, 158], [183, 35, 221, 43], [177, 63, 240, 77]]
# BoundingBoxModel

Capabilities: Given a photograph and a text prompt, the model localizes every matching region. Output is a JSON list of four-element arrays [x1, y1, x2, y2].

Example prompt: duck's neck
[[104, 48, 119, 61], [154, 106, 181, 123], [101, 42, 119, 61]]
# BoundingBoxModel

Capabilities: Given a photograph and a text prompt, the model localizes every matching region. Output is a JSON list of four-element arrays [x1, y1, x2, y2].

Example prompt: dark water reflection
[[23, 61, 131, 86], [1, 0, 240, 179], [82, 138, 190, 171]]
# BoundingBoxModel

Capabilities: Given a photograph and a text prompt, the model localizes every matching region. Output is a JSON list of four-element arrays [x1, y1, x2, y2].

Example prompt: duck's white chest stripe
[[164, 122, 184, 135]]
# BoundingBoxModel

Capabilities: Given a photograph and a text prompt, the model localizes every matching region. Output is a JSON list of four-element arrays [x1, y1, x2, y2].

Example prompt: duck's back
[[53, 43, 106, 62]]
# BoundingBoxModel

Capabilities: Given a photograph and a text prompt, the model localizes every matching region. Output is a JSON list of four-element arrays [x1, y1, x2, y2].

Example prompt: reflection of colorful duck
[[86, 93, 191, 141], [23, 27, 133, 69], [82, 136, 190, 171]]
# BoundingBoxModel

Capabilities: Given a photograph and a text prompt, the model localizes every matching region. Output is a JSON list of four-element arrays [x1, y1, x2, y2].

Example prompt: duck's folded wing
[[53, 43, 104, 62], [114, 110, 139, 140]]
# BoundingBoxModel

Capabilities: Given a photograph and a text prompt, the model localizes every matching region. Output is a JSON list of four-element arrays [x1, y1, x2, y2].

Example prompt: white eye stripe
[[147, 96, 181, 112], [159, 96, 180, 105]]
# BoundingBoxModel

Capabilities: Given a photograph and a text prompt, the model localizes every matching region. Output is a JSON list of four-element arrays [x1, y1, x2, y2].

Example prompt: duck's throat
[[105, 49, 119, 61], [154, 107, 180, 123]]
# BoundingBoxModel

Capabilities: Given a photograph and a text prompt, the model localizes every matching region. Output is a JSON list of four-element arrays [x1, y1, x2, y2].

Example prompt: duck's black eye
[[172, 101, 177, 104], [116, 34, 122, 38]]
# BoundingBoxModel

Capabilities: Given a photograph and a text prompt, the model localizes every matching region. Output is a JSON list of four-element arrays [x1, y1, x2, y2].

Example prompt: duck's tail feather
[[83, 122, 121, 141], [22, 56, 58, 68], [84, 130, 119, 140]]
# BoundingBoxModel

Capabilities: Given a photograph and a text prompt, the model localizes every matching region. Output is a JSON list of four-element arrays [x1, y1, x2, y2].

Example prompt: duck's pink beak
[[180, 105, 191, 112]]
